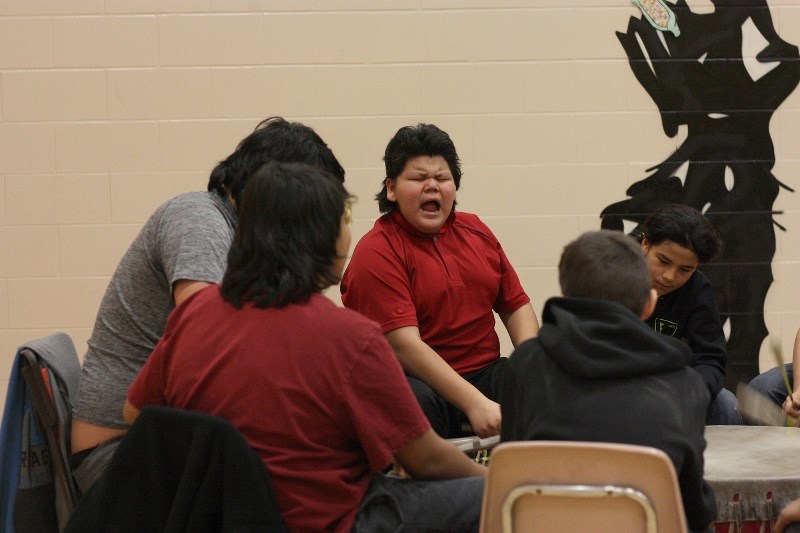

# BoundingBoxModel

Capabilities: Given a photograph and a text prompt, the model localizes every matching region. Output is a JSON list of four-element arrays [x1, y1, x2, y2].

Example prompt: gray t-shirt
[[73, 191, 237, 428]]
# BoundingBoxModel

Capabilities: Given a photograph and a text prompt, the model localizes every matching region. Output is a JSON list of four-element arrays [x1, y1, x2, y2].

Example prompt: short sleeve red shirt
[[340, 211, 530, 375], [127, 288, 430, 533]]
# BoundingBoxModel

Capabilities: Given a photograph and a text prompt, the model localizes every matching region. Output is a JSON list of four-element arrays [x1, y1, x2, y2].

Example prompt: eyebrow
[[657, 253, 696, 270]]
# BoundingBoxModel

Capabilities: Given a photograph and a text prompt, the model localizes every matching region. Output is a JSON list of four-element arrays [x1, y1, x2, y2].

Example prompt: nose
[[423, 177, 439, 191], [662, 267, 675, 282]]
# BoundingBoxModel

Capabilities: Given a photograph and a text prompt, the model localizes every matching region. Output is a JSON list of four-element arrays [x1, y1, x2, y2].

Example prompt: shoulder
[[309, 295, 387, 341], [452, 212, 498, 242], [152, 192, 235, 240], [160, 192, 231, 220], [349, 216, 404, 260], [691, 269, 713, 289], [158, 191, 217, 212], [671, 270, 714, 305], [453, 211, 490, 231]]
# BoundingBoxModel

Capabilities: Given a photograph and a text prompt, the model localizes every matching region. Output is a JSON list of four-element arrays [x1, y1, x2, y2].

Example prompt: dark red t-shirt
[[128, 288, 430, 532]]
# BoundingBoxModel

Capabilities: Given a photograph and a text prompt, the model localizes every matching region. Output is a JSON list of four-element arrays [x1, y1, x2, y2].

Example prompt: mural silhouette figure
[[601, 0, 800, 389]]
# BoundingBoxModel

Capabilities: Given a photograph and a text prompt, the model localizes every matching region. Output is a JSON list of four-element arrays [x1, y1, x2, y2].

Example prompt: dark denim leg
[[748, 364, 793, 406], [706, 388, 743, 425], [70, 436, 123, 495], [352, 474, 484, 533]]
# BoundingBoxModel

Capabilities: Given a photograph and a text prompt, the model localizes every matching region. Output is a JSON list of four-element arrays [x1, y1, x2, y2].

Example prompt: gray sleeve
[[156, 195, 235, 289]]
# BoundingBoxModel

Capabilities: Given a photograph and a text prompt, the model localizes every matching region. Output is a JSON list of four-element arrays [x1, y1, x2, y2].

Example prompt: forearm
[[387, 328, 483, 414], [396, 428, 487, 480], [501, 303, 539, 347], [792, 329, 800, 393]]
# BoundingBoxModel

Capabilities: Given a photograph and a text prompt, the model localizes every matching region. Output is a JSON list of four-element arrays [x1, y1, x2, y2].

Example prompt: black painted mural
[[600, 0, 800, 389]]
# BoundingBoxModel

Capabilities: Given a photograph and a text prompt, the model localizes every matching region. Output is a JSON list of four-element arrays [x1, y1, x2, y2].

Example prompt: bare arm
[[775, 497, 800, 533], [792, 328, 800, 393], [385, 326, 500, 438], [783, 329, 800, 418], [173, 279, 212, 306], [500, 303, 539, 347], [394, 428, 486, 480]]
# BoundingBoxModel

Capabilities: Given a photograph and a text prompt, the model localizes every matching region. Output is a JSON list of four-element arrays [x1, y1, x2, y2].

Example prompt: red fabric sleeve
[[341, 233, 419, 334], [341, 332, 430, 471]]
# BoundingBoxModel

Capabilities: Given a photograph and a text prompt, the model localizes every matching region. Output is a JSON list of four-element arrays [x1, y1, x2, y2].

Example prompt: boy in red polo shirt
[[341, 124, 539, 439]]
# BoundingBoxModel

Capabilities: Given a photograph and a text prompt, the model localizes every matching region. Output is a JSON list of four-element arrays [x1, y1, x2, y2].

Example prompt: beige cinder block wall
[[1, 0, 799, 414]]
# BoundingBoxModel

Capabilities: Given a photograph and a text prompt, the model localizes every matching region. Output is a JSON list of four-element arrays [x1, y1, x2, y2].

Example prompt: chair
[[0, 332, 81, 533], [479, 441, 688, 533]]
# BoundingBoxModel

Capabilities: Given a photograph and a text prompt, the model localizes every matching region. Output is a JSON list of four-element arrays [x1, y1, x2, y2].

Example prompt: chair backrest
[[0, 332, 81, 533], [479, 441, 688, 533]]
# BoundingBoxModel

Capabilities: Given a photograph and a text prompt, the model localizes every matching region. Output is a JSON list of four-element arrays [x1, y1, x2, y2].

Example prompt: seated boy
[[341, 123, 539, 439], [501, 230, 717, 532], [124, 162, 486, 533], [634, 204, 741, 424]]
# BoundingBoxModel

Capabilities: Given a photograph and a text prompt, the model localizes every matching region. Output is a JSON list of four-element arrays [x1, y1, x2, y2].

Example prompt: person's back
[[129, 286, 420, 531], [500, 230, 717, 532]]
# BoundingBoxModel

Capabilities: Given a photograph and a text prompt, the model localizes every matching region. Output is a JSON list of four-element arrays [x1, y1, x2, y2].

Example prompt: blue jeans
[[707, 388, 743, 425], [748, 363, 793, 407], [352, 474, 484, 533]]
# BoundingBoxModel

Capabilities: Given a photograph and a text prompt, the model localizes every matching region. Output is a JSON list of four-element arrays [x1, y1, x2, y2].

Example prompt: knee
[[708, 388, 743, 425], [749, 365, 792, 405]]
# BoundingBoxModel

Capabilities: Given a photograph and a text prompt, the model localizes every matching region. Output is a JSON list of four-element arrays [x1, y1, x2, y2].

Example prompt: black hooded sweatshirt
[[501, 296, 717, 531]]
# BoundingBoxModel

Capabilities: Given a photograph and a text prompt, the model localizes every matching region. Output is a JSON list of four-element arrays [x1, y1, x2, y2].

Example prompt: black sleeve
[[499, 350, 526, 443], [684, 278, 727, 397]]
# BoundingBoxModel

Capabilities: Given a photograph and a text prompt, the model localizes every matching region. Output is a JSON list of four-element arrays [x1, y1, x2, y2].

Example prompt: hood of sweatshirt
[[538, 297, 693, 380]]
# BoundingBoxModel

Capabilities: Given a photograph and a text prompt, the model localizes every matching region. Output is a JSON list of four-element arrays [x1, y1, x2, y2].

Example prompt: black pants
[[407, 358, 507, 438]]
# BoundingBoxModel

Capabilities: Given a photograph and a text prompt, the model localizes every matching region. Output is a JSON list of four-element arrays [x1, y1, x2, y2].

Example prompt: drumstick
[[736, 382, 787, 426], [771, 338, 797, 408]]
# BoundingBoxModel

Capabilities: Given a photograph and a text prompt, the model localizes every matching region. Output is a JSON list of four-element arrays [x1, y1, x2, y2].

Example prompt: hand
[[465, 396, 501, 438], [782, 392, 800, 422], [774, 497, 800, 533]]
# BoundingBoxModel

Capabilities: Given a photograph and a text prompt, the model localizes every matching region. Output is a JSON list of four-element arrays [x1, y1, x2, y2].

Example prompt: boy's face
[[385, 155, 456, 235], [641, 238, 698, 296]]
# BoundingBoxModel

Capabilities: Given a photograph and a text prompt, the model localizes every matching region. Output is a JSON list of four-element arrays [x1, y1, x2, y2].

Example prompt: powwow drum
[[448, 435, 500, 465], [704, 425, 800, 533]]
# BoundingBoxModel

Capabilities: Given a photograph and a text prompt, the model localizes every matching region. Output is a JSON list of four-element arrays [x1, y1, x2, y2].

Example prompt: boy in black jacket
[[635, 204, 741, 424], [501, 230, 717, 532]]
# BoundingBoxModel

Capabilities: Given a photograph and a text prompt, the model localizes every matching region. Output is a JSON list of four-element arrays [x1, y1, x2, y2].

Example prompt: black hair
[[221, 161, 352, 309], [376, 123, 462, 213], [208, 116, 345, 208], [559, 230, 652, 315], [638, 204, 721, 262]]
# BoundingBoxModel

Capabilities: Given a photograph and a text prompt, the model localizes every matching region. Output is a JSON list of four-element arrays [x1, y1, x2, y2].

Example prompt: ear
[[640, 288, 658, 320], [385, 178, 397, 202], [640, 237, 649, 253]]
